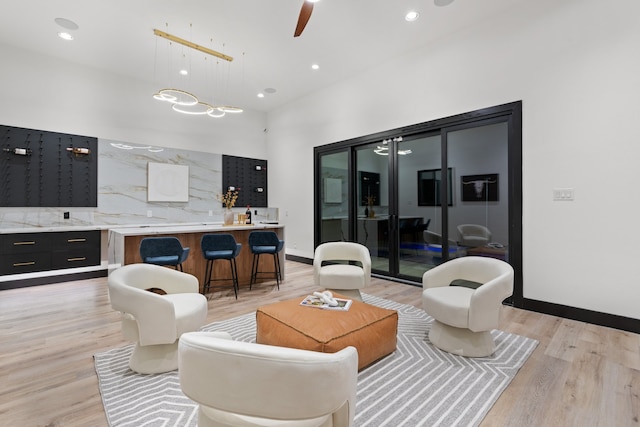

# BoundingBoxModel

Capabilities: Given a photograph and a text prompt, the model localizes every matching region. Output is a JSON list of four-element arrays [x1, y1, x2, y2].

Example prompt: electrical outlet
[[63, 211, 70, 219], [208, 210, 213, 217], [147, 210, 153, 217]]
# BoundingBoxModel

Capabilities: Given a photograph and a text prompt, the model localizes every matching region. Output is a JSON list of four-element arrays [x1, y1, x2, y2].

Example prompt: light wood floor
[[1, 260, 638, 426]]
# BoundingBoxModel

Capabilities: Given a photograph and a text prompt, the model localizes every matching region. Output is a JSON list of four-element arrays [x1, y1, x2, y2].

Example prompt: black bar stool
[[201, 234, 242, 298], [139, 237, 190, 271], [248, 231, 284, 290]]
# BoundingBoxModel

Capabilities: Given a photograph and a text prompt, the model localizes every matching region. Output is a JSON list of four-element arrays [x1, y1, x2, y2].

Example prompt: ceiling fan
[[294, 0, 319, 37]]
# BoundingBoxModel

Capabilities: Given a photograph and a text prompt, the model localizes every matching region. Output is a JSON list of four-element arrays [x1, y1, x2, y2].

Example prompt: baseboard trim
[[285, 254, 312, 265], [0, 269, 108, 291], [523, 298, 640, 334]]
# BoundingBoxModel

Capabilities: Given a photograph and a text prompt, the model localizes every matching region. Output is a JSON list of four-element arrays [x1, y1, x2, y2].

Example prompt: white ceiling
[[0, 0, 527, 114]]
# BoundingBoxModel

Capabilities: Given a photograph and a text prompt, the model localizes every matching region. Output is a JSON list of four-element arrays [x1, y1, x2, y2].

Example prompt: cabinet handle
[[13, 261, 36, 266], [67, 238, 87, 243], [67, 257, 86, 262], [13, 241, 36, 246]]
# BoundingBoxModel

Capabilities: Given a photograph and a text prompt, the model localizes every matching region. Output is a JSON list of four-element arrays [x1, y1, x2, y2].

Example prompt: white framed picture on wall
[[147, 162, 190, 202]]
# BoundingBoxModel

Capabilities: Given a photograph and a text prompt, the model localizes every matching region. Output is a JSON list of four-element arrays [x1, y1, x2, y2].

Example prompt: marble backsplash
[[0, 139, 278, 229]]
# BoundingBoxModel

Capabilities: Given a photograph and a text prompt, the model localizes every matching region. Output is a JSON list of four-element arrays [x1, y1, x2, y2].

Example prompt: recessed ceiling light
[[434, 0, 455, 6], [54, 17, 79, 30], [179, 69, 188, 76], [257, 93, 265, 98], [405, 11, 419, 21], [311, 64, 320, 70], [57, 32, 74, 41]]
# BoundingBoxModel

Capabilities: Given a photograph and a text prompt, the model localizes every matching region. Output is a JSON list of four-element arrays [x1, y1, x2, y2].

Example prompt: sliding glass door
[[397, 134, 443, 279], [392, 121, 509, 280], [318, 150, 349, 244], [314, 102, 522, 297], [355, 142, 390, 274], [446, 122, 509, 264]]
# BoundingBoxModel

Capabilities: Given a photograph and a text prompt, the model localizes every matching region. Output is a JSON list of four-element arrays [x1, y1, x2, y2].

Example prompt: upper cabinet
[[0, 124, 98, 207], [222, 155, 268, 208]]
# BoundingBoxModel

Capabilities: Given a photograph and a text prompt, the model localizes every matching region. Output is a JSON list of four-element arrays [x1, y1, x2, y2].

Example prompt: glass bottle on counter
[[3, 147, 31, 155], [245, 205, 252, 224]]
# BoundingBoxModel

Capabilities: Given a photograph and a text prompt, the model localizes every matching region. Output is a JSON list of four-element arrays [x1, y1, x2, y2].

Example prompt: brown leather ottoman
[[256, 294, 398, 370]]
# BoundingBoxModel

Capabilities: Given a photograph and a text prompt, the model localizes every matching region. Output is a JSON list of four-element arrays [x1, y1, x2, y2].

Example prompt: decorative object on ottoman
[[422, 256, 513, 357], [108, 263, 208, 374], [300, 291, 353, 311], [179, 331, 358, 427], [313, 241, 371, 301], [256, 293, 397, 370]]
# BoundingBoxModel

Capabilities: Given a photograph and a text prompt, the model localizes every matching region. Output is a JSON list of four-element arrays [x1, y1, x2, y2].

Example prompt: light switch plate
[[553, 188, 574, 201]]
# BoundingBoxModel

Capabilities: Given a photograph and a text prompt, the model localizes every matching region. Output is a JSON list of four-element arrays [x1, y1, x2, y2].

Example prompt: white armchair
[[422, 256, 513, 357], [313, 242, 371, 301], [179, 331, 359, 427], [457, 224, 492, 247], [108, 263, 208, 374]]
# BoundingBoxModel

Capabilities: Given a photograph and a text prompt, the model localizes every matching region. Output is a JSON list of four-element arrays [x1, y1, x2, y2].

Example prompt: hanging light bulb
[[207, 107, 226, 118]]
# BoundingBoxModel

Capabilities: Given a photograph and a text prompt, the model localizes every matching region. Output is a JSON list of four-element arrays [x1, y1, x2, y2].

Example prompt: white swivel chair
[[179, 331, 359, 427], [422, 256, 513, 357], [457, 224, 492, 247], [313, 242, 371, 301], [108, 263, 208, 374]]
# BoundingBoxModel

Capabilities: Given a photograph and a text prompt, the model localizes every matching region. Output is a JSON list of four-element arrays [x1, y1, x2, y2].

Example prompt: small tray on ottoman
[[256, 293, 398, 370]]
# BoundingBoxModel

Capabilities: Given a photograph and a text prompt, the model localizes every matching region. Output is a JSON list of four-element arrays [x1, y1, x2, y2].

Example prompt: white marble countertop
[[0, 225, 109, 234], [108, 222, 283, 236], [0, 221, 281, 235]]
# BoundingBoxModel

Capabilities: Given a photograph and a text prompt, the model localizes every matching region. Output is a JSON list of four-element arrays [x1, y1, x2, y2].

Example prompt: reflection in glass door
[[447, 122, 509, 264], [355, 143, 389, 275], [319, 151, 348, 244], [397, 134, 443, 279], [395, 122, 509, 281]]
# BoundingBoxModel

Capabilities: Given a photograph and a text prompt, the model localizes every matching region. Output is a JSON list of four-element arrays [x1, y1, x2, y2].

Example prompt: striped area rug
[[95, 294, 538, 427]]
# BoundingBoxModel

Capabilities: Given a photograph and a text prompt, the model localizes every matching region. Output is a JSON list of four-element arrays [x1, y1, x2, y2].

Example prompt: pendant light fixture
[[152, 25, 243, 118], [374, 137, 412, 156]]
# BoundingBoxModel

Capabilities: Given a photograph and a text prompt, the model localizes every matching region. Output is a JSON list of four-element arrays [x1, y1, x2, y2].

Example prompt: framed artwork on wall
[[461, 173, 499, 202], [147, 162, 189, 202]]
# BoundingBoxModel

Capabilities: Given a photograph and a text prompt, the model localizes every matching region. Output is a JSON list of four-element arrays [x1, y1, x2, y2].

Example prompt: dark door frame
[[314, 101, 523, 306]]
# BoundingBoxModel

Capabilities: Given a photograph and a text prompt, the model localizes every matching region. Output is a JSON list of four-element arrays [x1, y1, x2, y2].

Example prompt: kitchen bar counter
[[108, 222, 285, 292]]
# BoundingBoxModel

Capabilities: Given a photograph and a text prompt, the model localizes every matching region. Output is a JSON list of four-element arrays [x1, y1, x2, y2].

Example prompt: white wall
[[0, 43, 267, 156], [0, 42, 268, 228], [266, 0, 640, 319]]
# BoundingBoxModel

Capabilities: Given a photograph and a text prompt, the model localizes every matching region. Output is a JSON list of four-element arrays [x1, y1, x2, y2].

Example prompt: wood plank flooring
[[1, 260, 638, 426]]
